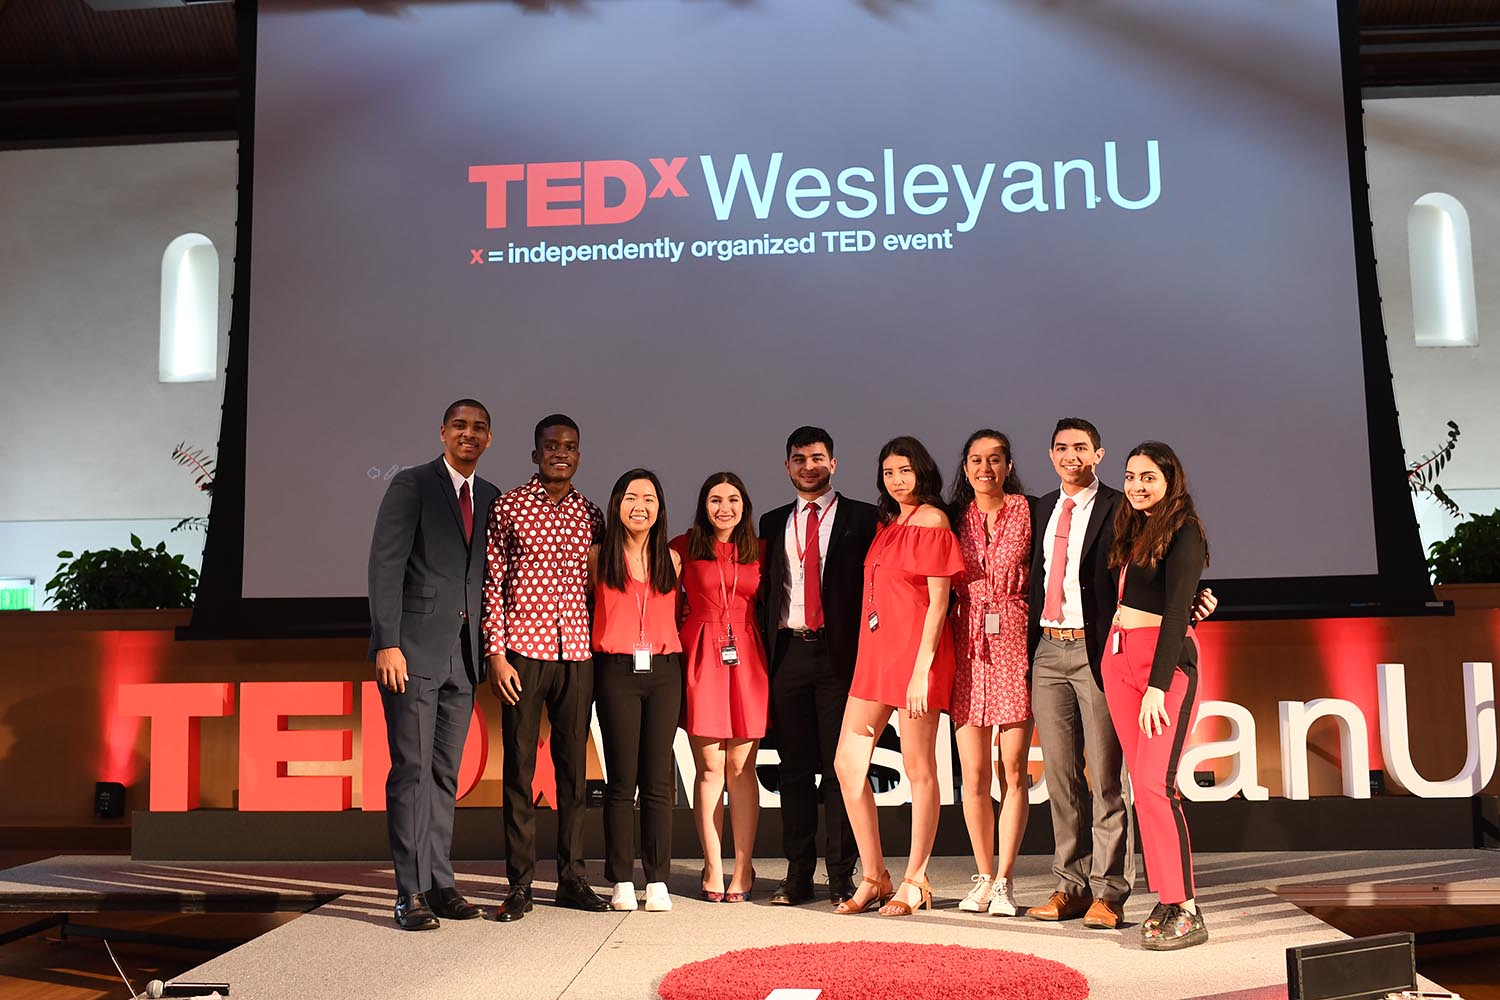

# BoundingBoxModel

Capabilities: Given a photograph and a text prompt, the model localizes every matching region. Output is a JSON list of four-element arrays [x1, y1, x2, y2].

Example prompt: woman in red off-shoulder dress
[[832, 436, 964, 917]]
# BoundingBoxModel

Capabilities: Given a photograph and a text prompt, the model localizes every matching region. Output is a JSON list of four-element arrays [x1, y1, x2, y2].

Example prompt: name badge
[[633, 643, 653, 674], [719, 640, 739, 666], [984, 612, 1001, 635], [1111, 630, 1122, 655], [867, 611, 879, 632]]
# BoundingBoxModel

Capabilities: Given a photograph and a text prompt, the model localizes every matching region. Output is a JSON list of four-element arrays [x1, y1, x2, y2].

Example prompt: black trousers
[[594, 652, 683, 884], [501, 653, 594, 886], [768, 631, 855, 885], [381, 647, 475, 896]]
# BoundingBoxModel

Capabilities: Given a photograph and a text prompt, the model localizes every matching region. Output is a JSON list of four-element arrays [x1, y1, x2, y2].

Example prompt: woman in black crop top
[[1104, 441, 1210, 951]]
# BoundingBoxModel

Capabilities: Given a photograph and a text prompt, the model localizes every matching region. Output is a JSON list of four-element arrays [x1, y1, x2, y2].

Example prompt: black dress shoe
[[555, 876, 612, 912], [828, 874, 857, 904], [428, 886, 483, 920], [394, 892, 440, 931], [490, 884, 533, 922], [769, 878, 816, 906]]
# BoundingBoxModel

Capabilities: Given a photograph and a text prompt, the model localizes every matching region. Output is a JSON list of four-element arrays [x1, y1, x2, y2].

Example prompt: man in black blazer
[[1023, 417, 1132, 929], [368, 399, 498, 930], [759, 426, 879, 905]]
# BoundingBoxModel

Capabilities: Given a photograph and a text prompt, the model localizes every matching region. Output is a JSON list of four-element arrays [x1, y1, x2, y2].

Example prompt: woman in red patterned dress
[[832, 436, 964, 916], [669, 472, 767, 903], [947, 430, 1033, 917]]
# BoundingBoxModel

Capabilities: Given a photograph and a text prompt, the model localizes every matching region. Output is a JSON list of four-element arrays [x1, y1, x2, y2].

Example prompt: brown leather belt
[[1043, 627, 1086, 642]]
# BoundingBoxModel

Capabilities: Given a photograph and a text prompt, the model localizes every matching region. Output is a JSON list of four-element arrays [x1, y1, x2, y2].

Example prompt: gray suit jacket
[[368, 457, 499, 680]]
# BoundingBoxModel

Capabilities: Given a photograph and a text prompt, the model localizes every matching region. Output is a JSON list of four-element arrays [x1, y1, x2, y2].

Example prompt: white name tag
[[719, 641, 739, 666], [633, 645, 653, 673], [867, 611, 879, 632], [1112, 630, 1122, 655], [984, 612, 1001, 635]]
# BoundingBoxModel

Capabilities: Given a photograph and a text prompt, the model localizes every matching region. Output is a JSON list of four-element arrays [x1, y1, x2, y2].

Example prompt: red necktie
[[803, 502, 824, 630], [459, 480, 473, 543], [1041, 496, 1076, 623]]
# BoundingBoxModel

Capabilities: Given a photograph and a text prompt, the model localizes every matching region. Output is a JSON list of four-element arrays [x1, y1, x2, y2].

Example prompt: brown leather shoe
[[1026, 891, 1092, 921], [1082, 897, 1124, 929]]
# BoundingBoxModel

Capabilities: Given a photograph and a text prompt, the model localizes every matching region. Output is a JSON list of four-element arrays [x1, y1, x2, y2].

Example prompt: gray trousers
[[381, 651, 475, 896], [1031, 635, 1134, 903]]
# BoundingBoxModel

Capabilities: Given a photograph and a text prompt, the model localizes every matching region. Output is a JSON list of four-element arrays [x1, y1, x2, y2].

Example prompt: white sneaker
[[643, 881, 672, 912], [988, 877, 1018, 916], [610, 882, 638, 911], [958, 873, 993, 912]]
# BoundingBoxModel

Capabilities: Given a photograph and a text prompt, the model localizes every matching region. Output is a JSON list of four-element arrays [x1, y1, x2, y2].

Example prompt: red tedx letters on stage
[[116, 682, 235, 811], [238, 681, 354, 811], [358, 681, 487, 811]]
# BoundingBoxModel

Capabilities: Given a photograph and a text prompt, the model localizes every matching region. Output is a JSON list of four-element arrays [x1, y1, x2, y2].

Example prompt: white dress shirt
[[442, 458, 476, 500], [1039, 477, 1099, 630], [780, 490, 838, 630]]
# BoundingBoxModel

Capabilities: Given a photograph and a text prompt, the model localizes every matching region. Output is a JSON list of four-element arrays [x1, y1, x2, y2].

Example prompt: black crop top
[[1120, 520, 1206, 691]]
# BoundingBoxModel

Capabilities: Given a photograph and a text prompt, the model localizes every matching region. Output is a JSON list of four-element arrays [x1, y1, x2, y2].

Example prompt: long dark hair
[[1108, 441, 1211, 570], [946, 428, 1025, 525], [599, 468, 678, 594], [875, 436, 945, 525], [687, 471, 759, 564]]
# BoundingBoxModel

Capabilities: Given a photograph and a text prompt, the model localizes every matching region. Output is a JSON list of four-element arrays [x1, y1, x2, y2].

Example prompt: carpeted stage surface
[[5, 851, 1490, 998]]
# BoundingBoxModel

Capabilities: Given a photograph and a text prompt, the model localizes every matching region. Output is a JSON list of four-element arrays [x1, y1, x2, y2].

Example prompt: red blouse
[[592, 572, 683, 656]]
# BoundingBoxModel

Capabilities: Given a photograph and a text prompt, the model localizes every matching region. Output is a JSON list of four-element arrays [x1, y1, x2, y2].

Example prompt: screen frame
[[184, 0, 1437, 640]]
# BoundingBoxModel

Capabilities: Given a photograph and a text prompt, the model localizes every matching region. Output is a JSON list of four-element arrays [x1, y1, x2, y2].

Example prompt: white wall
[[0, 99, 1495, 600], [1364, 94, 1500, 539], [0, 141, 235, 601]]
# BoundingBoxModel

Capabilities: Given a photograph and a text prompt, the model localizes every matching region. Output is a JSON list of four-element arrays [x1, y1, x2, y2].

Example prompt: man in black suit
[[368, 399, 498, 931], [1024, 418, 1214, 930], [759, 426, 879, 905]]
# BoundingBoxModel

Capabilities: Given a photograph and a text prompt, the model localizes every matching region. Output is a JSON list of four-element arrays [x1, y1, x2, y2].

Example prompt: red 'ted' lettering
[[469, 163, 524, 229], [238, 681, 353, 812], [584, 160, 647, 225], [527, 161, 583, 227], [358, 681, 487, 811], [118, 682, 235, 812]]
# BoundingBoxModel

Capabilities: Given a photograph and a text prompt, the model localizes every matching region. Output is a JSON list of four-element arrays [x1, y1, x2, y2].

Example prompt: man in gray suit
[[369, 399, 498, 930]]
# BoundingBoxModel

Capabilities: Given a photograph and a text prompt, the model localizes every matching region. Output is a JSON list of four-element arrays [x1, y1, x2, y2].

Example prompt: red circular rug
[[657, 941, 1090, 1000]]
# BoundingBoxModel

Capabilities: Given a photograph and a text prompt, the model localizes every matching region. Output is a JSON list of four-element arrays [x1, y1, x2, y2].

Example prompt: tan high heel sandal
[[879, 877, 933, 916], [832, 870, 895, 914]]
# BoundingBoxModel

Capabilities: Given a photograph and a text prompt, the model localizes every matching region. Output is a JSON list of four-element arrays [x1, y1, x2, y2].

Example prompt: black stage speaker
[[1287, 932, 1415, 1000], [94, 781, 126, 818]]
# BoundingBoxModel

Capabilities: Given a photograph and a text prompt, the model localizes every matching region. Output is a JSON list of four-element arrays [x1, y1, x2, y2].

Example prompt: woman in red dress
[[832, 436, 964, 916], [947, 430, 1033, 917], [669, 472, 768, 903]]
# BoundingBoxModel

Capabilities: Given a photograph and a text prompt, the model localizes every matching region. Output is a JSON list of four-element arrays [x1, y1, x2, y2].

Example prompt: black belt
[[780, 627, 825, 642]]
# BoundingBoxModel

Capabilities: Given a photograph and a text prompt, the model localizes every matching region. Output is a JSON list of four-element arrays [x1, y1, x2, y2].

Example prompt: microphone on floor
[[144, 981, 231, 998]]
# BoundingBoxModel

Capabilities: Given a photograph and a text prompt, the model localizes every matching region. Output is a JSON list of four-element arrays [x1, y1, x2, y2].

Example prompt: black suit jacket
[[368, 457, 499, 680], [758, 493, 879, 681], [1027, 482, 1122, 682]]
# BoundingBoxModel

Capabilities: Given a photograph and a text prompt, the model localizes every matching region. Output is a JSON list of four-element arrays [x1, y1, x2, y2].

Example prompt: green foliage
[[1428, 509, 1500, 584], [170, 442, 215, 534], [45, 534, 199, 610], [1407, 420, 1462, 518]]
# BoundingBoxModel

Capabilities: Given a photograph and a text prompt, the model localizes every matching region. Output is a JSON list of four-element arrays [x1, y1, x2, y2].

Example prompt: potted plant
[[1429, 510, 1500, 585], [45, 534, 199, 610]]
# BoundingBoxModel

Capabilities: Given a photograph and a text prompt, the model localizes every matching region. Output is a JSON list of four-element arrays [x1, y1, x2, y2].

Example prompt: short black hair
[[443, 398, 490, 426], [534, 413, 580, 450], [1052, 417, 1101, 451], [785, 425, 834, 459]]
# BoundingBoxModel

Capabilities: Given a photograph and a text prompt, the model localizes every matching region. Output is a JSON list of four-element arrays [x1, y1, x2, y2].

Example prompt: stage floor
[[6, 851, 1491, 998]]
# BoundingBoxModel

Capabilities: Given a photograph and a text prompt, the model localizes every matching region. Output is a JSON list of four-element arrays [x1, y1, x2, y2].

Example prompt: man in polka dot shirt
[[482, 414, 609, 921]]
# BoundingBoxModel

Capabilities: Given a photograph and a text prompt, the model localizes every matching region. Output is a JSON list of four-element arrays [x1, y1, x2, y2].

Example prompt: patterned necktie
[[459, 480, 473, 543], [803, 501, 824, 630], [1041, 496, 1076, 622]]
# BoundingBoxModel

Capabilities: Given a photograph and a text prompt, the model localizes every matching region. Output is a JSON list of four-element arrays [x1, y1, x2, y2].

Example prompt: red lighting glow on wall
[[96, 630, 172, 784]]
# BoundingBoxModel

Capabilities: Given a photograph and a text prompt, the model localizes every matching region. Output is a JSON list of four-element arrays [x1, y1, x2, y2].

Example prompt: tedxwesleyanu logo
[[468, 141, 1164, 233]]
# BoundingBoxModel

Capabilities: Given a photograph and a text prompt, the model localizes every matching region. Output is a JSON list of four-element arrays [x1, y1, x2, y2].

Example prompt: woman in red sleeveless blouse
[[669, 472, 767, 903], [832, 437, 963, 917], [590, 469, 683, 914], [947, 430, 1033, 917]]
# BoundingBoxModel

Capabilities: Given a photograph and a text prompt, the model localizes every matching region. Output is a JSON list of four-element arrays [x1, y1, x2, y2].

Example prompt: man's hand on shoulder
[[375, 647, 408, 694]]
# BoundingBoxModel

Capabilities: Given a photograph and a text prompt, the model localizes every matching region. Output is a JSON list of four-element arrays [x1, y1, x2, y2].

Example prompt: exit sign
[[0, 578, 35, 611]]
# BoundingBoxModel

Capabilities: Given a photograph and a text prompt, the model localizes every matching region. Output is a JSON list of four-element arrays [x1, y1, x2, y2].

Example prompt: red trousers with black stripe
[[1102, 625, 1200, 905]]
